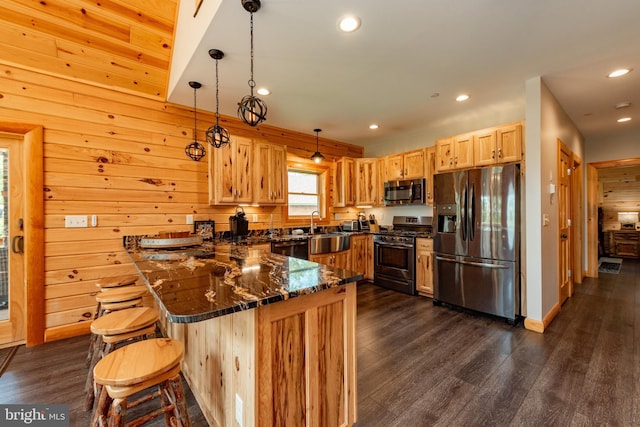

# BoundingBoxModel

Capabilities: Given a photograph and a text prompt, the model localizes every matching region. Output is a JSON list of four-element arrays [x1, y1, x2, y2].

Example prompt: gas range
[[374, 216, 433, 245]]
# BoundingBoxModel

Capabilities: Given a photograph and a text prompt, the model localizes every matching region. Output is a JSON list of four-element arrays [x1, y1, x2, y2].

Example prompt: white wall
[[585, 131, 640, 163], [525, 77, 585, 323]]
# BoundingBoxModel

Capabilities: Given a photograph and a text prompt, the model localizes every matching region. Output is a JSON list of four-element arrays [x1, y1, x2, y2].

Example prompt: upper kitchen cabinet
[[385, 149, 425, 181], [425, 146, 436, 205], [254, 143, 287, 205], [355, 158, 378, 206], [435, 133, 474, 172], [334, 157, 355, 207], [377, 158, 387, 206], [474, 123, 523, 166], [209, 137, 253, 205]]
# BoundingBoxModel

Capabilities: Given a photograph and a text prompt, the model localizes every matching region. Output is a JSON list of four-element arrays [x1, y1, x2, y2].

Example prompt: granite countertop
[[124, 238, 363, 323]]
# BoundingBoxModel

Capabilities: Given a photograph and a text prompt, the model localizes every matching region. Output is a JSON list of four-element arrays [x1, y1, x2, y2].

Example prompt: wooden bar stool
[[91, 338, 191, 427], [86, 286, 149, 368], [96, 274, 139, 291], [85, 306, 160, 411]]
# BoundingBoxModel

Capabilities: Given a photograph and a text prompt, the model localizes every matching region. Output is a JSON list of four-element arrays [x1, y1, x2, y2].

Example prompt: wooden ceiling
[[0, 0, 177, 99]]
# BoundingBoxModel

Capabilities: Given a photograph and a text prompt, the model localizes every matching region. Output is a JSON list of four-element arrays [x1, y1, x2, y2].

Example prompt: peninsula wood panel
[[0, 63, 361, 342]]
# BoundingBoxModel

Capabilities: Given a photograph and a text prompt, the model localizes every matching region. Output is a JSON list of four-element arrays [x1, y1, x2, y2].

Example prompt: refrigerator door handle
[[461, 184, 467, 241], [435, 255, 510, 269], [469, 182, 475, 241]]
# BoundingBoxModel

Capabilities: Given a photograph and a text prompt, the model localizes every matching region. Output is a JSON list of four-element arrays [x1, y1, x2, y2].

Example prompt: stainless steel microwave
[[384, 178, 426, 205]]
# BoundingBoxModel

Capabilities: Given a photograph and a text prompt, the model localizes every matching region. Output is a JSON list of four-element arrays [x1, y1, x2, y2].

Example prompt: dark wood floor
[[0, 260, 638, 426]]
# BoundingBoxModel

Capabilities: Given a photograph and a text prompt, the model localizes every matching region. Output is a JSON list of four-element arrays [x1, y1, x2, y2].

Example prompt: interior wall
[[0, 63, 361, 342], [525, 77, 585, 326], [585, 131, 640, 163]]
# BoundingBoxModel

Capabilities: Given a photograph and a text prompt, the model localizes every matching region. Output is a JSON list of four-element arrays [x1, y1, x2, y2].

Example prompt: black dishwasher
[[270, 239, 309, 260]]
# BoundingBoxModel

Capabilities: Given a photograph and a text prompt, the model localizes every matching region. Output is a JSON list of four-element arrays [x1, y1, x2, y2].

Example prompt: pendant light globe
[[310, 128, 325, 163], [206, 49, 231, 148], [185, 81, 206, 161], [238, 0, 267, 127]]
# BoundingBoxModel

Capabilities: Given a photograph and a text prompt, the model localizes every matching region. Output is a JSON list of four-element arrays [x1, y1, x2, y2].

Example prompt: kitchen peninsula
[[125, 236, 361, 427]]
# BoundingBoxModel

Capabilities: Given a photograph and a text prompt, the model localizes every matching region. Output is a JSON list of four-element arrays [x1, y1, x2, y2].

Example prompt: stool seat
[[90, 307, 159, 336], [95, 287, 147, 304], [94, 338, 184, 388], [96, 274, 138, 290]]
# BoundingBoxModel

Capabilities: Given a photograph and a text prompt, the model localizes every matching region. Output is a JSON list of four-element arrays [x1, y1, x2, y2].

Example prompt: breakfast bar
[[125, 237, 362, 427]]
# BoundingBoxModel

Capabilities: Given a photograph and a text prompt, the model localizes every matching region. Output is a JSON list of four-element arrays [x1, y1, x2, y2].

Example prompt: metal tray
[[140, 236, 203, 249]]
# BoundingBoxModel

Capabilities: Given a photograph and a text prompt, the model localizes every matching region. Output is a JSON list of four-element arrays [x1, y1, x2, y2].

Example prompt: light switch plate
[[65, 215, 88, 228], [186, 214, 194, 225], [235, 394, 243, 426]]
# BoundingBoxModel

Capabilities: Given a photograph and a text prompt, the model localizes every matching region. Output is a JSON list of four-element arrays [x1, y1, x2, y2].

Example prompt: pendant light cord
[[215, 58, 220, 128], [193, 86, 197, 140], [249, 12, 255, 94]]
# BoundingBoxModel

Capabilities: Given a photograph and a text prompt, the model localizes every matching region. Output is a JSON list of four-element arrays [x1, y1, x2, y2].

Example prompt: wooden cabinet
[[334, 157, 355, 207], [377, 157, 386, 206], [609, 231, 640, 258], [254, 143, 287, 205], [354, 158, 378, 206], [209, 137, 253, 205], [425, 146, 436, 205], [385, 149, 425, 181], [474, 124, 522, 166], [309, 250, 351, 271], [415, 238, 434, 297], [257, 284, 357, 427], [350, 234, 373, 280], [435, 133, 474, 172]]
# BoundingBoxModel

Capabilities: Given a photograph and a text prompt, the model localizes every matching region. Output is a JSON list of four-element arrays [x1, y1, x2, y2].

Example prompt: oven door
[[374, 241, 415, 294]]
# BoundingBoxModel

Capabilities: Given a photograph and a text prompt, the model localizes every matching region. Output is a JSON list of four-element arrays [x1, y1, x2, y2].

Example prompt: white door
[[0, 134, 26, 345]]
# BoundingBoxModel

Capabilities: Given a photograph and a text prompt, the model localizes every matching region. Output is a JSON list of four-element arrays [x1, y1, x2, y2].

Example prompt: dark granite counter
[[124, 238, 363, 323]]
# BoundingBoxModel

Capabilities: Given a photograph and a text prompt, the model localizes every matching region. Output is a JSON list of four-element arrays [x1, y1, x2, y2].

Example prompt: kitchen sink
[[309, 233, 350, 255]]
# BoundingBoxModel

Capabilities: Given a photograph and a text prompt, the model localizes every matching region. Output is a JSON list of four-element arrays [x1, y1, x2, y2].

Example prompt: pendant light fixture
[[237, 0, 267, 127], [310, 128, 325, 163], [206, 49, 230, 149], [185, 81, 206, 161]]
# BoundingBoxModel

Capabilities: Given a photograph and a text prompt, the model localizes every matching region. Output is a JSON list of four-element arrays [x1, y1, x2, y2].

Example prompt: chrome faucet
[[310, 210, 321, 235]]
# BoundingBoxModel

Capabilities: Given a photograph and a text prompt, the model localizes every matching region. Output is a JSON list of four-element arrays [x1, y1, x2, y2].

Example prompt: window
[[288, 170, 320, 217]]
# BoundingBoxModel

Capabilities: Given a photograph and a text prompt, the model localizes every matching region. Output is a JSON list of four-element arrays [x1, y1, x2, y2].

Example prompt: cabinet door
[[270, 144, 287, 204], [377, 157, 386, 206], [453, 133, 474, 169], [473, 129, 498, 166], [497, 124, 522, 164], [435, 138, 454, 172], [334, 251, 351, 270], [403, 149, 425, 179], [415, 238, 434, 297], [385, 154, 404, 180], [253, 143, 272, 204], [212, 142, 237, 204], [355, 158, 377, 206], [334, 158, 354, 207], [235, 139, 253, 204], [350, 235, 367, 276], [425, 147, 436, 205]]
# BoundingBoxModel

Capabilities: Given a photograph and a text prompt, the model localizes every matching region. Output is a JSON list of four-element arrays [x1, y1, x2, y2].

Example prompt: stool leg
[[85, 335, 105, 411], [91, 385, 112, 427], [86, 301, 102, 367], [109, 398, 127, 427], [162, 374, 191, 427]]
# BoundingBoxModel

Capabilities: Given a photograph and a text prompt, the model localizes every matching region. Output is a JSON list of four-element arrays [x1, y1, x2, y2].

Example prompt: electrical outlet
[[235, 394, 243, 426], [65, 215, 88, 228], [252, 214, 258, 222], [186, 214, 194, 225]]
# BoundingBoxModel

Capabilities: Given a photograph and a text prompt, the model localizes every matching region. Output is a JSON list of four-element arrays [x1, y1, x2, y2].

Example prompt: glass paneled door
[[0, 135, 25, 345]]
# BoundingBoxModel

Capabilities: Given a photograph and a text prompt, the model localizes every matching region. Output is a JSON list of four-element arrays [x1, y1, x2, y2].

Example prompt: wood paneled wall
[[598, 165, 640, 230], [0, 64, 362, 342]]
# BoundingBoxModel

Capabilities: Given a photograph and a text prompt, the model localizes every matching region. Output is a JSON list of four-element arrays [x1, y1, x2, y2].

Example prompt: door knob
[[560, 233, 568, 239]]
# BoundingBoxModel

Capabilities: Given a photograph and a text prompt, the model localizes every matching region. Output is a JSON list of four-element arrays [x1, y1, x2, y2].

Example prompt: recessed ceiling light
[[608, 68, 631, 78], [615, 101, 632, 109], [338, 15, 361, 33], [257, 88, 270, 96], [369, 124, 379, 130], [456, 94, 470, 102], [617, 117, 632, 123]]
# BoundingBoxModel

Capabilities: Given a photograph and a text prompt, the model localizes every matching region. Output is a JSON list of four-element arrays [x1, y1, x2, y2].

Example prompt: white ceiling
[[167, 0, 640, 147]]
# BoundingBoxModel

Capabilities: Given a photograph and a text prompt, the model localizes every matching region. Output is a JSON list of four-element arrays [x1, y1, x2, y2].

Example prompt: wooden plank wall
[[598, 165, 640, 230], [0, 64, 363, 342]]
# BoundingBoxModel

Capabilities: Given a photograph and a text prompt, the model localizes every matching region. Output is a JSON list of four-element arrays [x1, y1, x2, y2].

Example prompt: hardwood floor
[[0, 260, 637, 426]]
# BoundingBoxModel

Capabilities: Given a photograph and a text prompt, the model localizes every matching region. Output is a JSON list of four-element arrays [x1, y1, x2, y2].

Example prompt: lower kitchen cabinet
[[416, 238, 434, 297], [350, 234, 373, 280], [310, 250, 350, 270], [605, 231, 640, 258]]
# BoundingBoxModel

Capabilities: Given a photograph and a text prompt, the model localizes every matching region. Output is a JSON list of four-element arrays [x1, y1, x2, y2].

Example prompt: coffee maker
[[229, 207, 249, 240]]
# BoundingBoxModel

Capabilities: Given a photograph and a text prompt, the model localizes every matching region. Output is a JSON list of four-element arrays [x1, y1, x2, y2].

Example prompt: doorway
[[0, 135, 25, 345]]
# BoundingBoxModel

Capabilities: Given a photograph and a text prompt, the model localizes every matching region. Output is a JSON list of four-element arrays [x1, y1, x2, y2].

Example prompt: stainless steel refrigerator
[[433, 164, 520, 321]]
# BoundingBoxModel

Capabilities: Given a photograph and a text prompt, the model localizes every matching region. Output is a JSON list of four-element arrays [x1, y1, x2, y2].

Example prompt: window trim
[[285, 158, 330, 226]]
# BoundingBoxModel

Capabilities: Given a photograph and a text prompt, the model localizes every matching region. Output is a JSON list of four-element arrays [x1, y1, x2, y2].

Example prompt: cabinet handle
[[427, 255, 430, 269], [491, 150, 495, 159], [498, 148, 502, 158], [454, 156, 458, 165], [404, 168, 408, 176], [449, 158, 453, 166], [417, 255, 421, 261]]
